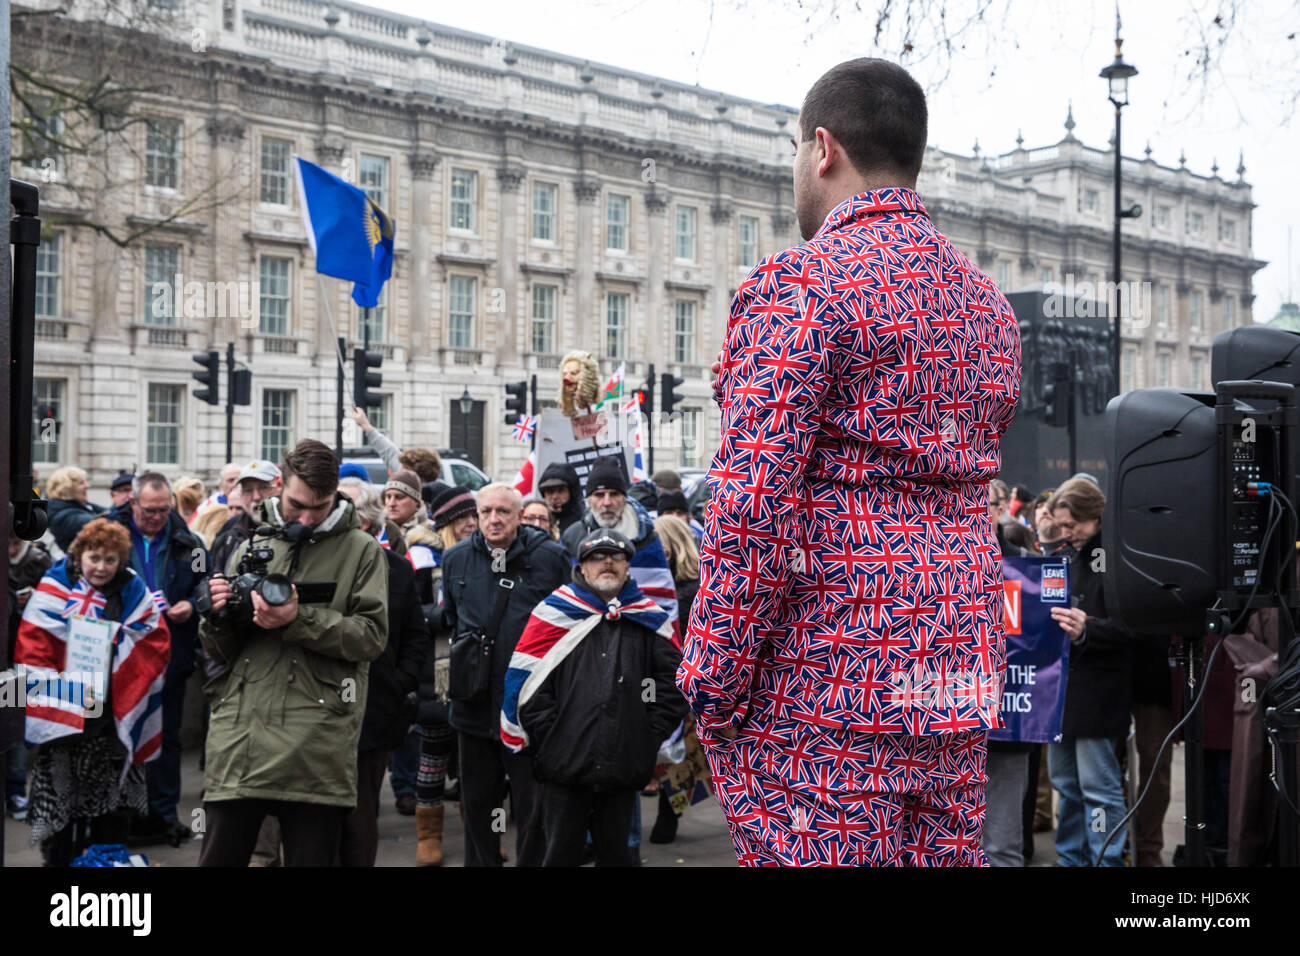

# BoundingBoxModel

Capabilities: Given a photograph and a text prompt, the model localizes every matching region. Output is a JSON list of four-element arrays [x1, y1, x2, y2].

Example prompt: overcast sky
[[370, 0, 1299, 321]]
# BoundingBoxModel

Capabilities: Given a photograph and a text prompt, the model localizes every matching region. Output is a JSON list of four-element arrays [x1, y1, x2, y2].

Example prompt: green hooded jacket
[[199, 493, 388, 807]]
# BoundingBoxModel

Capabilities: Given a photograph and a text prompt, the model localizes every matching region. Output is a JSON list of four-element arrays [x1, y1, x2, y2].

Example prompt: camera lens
[[258, 573, 294, 606]]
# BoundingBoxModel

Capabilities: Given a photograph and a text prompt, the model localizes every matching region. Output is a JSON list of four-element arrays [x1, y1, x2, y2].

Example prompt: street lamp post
[[458, 387, 473, 464], [1100, 22, 1138, 396]]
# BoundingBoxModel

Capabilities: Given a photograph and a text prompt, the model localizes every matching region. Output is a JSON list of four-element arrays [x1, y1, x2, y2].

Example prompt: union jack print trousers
[[705, 728, 988, 867]]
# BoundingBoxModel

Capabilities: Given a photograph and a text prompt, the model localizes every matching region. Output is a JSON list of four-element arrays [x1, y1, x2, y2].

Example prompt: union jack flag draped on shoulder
[[501, 577, 673, 753], [15, 558, 171, 782]]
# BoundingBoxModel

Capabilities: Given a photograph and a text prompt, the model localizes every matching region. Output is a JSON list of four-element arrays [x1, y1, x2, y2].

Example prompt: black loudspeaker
[[1212, 325, 1300, 388], [1103, 387, 1219, 635], [1213, 325, 1300, 493]]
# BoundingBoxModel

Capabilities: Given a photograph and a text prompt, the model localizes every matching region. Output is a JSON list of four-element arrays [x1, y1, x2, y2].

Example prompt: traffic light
[[231, 368, 252, 407], [661, 371, 685, 417], [353, 348, 383, 409], [1043, 364, 1070, 428], [503, 379, 528, 425], [639, 368, 656, 417], [192, 350, 220, 406]]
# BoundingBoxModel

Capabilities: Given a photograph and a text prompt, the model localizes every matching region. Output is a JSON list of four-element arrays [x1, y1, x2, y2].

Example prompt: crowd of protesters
[[6, 427, 1276, 867], [6, 415, 702, 868]]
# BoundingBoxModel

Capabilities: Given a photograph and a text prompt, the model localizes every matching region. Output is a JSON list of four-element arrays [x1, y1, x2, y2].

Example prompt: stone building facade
[[17, 0, 1263, 493]]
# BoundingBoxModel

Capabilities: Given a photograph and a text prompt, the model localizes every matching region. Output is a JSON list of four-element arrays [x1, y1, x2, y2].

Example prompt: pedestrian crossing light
[[353, 348, 383, 409], [191, 350, 220, 406], [661, 372, 685, 417], [1043, 363, 1071, 428], [503, 379, 528, 426]]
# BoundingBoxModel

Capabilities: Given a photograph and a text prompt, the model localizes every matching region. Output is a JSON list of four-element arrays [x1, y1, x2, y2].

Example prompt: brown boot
[[416, 805, 444, 867]]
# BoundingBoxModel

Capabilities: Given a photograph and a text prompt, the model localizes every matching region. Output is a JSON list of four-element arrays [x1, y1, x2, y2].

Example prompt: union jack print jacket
[[677, 187, 1021, 741]]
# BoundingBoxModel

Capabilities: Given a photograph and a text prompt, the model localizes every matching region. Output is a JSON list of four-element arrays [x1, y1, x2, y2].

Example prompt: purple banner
[[989, 556, 1072, 744]]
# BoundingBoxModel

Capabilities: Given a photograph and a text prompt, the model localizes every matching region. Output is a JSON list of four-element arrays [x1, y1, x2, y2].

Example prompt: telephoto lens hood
[[256, 573, 295, 606]]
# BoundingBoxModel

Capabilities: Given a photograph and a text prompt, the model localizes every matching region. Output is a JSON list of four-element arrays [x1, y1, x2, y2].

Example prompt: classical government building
[[17, 0, 1265, 489]]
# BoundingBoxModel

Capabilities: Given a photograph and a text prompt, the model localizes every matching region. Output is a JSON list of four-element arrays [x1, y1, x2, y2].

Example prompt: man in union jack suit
[[677, 58, 1021, 866]]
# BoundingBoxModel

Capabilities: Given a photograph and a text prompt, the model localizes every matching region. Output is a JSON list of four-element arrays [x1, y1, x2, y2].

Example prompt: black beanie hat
[[584, 456, 628, 497], [657, 490, 689, 513]]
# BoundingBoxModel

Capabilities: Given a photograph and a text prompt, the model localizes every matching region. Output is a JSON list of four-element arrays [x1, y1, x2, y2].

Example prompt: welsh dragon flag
[[599, 364, 626, 408]]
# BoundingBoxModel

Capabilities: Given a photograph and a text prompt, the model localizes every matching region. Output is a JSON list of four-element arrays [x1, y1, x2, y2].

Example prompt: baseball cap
[[237, 460, 281, 484], [577, 528, 635, 563], [110, 471, 135, 491]]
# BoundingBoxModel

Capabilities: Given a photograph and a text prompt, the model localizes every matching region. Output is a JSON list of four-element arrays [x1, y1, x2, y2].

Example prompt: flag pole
[[316, 274, 351, 454]]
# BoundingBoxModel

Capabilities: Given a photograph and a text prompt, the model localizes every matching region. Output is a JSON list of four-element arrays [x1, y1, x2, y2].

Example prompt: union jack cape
[[501, 578, 673, 753], [15, 558, 171, 781], [620, 497, 680, 645]]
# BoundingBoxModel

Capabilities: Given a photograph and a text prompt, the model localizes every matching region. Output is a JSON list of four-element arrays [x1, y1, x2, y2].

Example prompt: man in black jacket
[[537, 462, 585, 536], [338, 480, 431, 866], [442, 483, 570, 867], [506, 529, 685, 867], [110, 472, 209, 846]]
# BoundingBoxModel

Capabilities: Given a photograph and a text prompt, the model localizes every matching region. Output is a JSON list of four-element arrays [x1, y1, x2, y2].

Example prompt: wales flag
[[294, 156, 395, 308]]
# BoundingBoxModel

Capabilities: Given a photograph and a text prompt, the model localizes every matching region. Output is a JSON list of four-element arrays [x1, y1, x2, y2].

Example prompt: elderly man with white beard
[[559, 457, 679, 640]]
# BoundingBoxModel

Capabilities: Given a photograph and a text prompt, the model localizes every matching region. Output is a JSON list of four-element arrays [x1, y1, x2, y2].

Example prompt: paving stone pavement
[[2, 743, 1190, 867]]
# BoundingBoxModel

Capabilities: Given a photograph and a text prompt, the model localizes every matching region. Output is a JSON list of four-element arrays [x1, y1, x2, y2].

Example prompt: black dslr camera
[[195, 524, 314, 625]]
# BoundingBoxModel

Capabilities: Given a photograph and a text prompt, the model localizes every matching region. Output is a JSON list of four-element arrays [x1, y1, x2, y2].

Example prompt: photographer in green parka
[[196, 440, 388, 866]]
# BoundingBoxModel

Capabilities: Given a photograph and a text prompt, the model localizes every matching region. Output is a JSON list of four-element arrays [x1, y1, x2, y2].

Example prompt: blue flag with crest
[[293, 156, 394, 308]]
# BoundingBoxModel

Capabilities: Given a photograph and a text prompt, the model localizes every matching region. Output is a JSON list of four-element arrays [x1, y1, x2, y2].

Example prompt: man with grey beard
[[559, 457, 679, 632], [502, 529, 685, 866]]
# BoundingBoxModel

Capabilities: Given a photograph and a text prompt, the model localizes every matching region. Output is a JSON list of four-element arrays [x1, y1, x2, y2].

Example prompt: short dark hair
[[134, 471, 171, 496], [800, 58, 927, 181], [282, 439, 340, 498]]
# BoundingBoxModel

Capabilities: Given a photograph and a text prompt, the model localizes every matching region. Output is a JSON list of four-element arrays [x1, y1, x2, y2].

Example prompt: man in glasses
[[110, 471, 210, 847], [501, 529, 685, 866]]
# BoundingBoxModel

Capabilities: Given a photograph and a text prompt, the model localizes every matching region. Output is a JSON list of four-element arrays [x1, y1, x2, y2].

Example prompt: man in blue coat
[[111, 471, 209, 845]]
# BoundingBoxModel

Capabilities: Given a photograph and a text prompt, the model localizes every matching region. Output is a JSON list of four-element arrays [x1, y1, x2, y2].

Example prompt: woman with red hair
[[15, 517, 170, 865]]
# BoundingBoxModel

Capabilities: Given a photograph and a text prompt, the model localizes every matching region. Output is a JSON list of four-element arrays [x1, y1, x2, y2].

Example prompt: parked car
[[339, 450, 491, 491]]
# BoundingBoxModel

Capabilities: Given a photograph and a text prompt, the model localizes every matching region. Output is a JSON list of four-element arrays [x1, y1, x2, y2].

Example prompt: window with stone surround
[[146, 383, 183, 465], [1223, 295, 1237, 332], [739, 215, 759, 269], [32, 377, 64, 465], [144, 243, 180, 326], [368, 394, 391, 434], [1157, 352, 1171, 387], [606, 194, 629, 251], [605, 292, 628, 358], [260, 137, 291, 205], [448, 275, 476, 348], [36, 232, 61, 318], [21, 94, 63, 176], [450, 168, 478, 232], [1156, 285, 1170, 328], [1122, 347, 1137, 394], [532, 284, 557, 354], [679, 407, 701, 468], [359, 286, 386, 343], [675, 206, 697, 261], [674, 300, 697, 364], [359, 153, 389, 211], [258, 256, 292, 335], [532, 181, 558, 241], [260, 389, 294, 463], [145, 117, 181, 189], [1189, 289, 1203, 332]]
